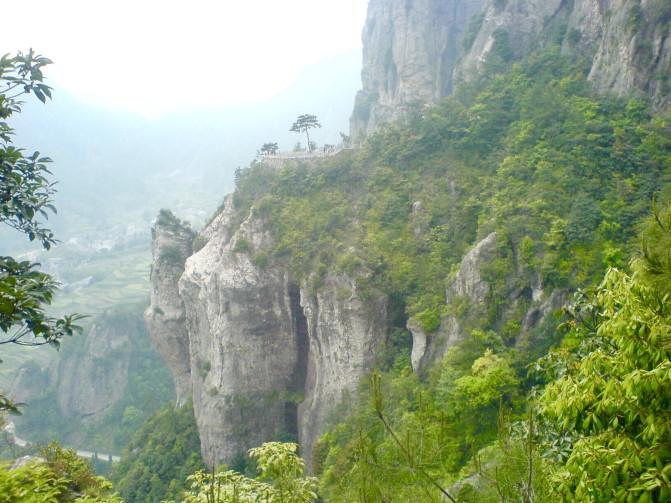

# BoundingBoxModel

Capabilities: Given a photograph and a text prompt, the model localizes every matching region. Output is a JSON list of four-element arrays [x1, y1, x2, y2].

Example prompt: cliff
[[145, 209, 195, 406], [145, 0, 671, 472], [10, 306, 174, 451], [352, 0, 671, 138], [350, 0, 486, 139], [408, 232, 565, 373], [147, 197, 387, 468]]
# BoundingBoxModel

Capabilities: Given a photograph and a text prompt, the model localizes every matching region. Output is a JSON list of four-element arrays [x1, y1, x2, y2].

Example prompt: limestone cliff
[[409, 232, 565, 372], [145, 210, 195, 406], [350, 0, 486, 139], [353, 0, 671, 138], [10, 313, 138, 424], [10, 306, 174, 449], [298, 274, 386, 467], [148, 199, 387, 468], [53, 318, 133, 420]]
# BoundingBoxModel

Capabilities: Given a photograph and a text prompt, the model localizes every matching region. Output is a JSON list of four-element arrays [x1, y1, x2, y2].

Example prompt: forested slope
[[214, 49, 671, 501]]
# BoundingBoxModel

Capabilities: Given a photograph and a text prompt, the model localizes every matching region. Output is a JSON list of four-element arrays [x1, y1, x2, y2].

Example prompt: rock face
[[11, 313, 138, 423], [409, 232, 565, 372], [353, 0, 671, 138], [10, 306, 171, 442], [351, 0, 486, 139], [54, 318, 134, 420], [298, 275, 386, 467], [145, 211, 195, 406], [178, 202, 299, 466], [148, 200, 387, 468]]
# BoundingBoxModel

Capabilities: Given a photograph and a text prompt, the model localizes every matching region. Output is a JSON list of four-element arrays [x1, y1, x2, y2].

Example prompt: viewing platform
[[256, 147, 352, 167]]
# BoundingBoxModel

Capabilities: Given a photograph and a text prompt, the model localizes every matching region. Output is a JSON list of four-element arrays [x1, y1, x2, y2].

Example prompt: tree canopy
[[289, 114, 321, 151], [259, 142, 279, 156], [0, 50, 83, 412]]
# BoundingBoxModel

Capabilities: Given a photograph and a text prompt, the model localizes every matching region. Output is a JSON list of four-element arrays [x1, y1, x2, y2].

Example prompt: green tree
[[181, 442, 317, 503], [0, 50, 84, 412], [0, 442, 121, 502], [111, 402, 204, 503], [539, 202, 671, 502], [259, 142, 279, 157], [289, 114, 321, 151]]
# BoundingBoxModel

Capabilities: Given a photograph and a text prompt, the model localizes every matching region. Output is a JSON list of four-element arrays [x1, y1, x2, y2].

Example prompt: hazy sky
[[3, 0, 368, 117]]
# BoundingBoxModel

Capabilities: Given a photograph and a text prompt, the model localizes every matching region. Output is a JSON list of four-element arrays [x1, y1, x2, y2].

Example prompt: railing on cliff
[[256, 146, 354, 166]]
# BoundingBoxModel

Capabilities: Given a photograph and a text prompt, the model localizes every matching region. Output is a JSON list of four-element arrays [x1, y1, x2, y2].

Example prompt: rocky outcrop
[[351, 0, 486, 140], [409, 232, 499, 371], [456, 0, 671, 109], [54, 318, 134, 420], [178, 203, 299, 466], [145, 210, 195, 406], [353, 0, 671, 138], [10, 305, 171, 442], [409, 232, 565, 372], [298, 274, 386, 468], [585, 0, 671, 109], [147, 201, 388, 468], [11, 313, 137, 423]]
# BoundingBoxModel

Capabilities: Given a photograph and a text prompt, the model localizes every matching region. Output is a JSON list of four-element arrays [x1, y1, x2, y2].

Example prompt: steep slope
[[10, 305, 174, 452], [353, 0, 671, 137], [350, 0, 486, 139], [148, 198, 387, 467], [145, 1, 671, 475], [145, 209, 195, 406], [148, 53, 670, 472]]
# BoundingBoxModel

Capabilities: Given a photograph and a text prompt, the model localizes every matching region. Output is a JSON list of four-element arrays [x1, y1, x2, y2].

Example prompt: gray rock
[[147, 201, 388, 469], [179, 208, 298, 467], [409, 231, 566, 371], [409, 232, 498, 371], [353, 0, 671, 138], [351, 0, 486, 141], [145, 213, 195, 406], [54, 319, 133, 420], [298, 274, 386, 469]]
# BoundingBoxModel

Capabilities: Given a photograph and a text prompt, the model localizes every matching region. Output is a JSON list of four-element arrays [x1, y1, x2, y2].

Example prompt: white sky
[[3, 0, 368, 117]]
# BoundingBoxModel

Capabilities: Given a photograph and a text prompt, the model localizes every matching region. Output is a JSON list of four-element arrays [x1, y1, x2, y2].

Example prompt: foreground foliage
[[1, 51, 83, 412], [111, 402, 204, 503], [180, 443, 317, 503], [0, 442, 120, 502], [539, 202, 671, 502]]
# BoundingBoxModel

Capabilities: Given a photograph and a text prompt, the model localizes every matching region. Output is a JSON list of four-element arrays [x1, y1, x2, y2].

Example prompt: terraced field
[[0, 243, 151, 392]]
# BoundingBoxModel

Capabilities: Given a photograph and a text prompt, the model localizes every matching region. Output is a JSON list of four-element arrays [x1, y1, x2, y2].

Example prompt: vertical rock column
[[145, 211, 195, 406], [179, 213, 299, 468]]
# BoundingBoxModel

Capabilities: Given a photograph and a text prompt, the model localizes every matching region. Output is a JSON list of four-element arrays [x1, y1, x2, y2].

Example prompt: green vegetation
[[111, 402, 204, 503], [217, 49, 671, 501], [290, 114, 321, 151], [538, 202, 671, 502], [179, 443, 317, 503], [259, 142, 279, 156], [0, 50, 84, 412], [232, 50, 669, 335], [0, 442, 120, 502], [15, 304, 174, 454], [3, 27, 671, 502]]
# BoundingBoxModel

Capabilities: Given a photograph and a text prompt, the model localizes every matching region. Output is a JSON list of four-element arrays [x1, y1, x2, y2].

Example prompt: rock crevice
[[147, 202, 387, 468]]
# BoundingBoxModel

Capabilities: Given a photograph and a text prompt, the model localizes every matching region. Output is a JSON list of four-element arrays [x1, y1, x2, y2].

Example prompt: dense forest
[[2, 6, 671, 503]]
